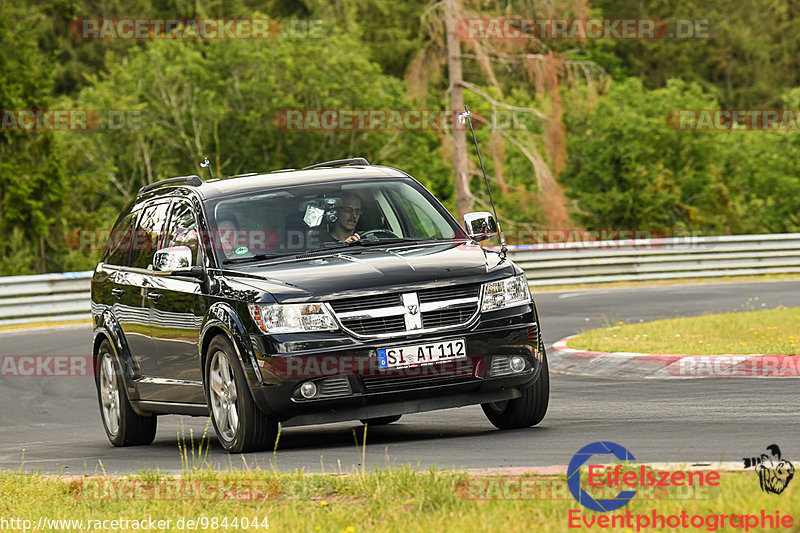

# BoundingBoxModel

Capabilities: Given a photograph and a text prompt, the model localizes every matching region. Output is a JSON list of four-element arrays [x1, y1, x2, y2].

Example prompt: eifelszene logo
[[567, 441, 721, 512], [568, 441, 637, 512], [743, 444, 794, 494]]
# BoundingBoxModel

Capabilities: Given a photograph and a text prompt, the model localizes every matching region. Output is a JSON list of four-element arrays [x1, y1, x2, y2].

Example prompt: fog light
[[300, 381, 318, 398], [509, 356, 526, 372]]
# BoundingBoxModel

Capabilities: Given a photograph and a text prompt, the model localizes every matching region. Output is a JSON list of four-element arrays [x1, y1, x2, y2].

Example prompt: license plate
[[377, 338, 466, 369]]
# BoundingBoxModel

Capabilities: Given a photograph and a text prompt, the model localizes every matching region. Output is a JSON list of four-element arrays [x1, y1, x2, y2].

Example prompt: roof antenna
[[458, 105, 507, 258], [200, 156, 215, 180]]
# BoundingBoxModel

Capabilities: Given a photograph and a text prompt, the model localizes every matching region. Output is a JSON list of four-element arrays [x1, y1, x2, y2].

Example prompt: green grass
[[569, 307, 800, 355], [531, 272, 800, 292], [0, 468, 796, 532]]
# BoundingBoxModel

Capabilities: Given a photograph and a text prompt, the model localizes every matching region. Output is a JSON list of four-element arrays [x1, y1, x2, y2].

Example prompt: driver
[[217, 214, 241, 258], [327, 191, 362, 243]]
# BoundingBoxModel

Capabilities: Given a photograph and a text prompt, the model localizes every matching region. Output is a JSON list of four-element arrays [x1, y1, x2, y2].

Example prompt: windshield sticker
[[234, 246, 249, 255]]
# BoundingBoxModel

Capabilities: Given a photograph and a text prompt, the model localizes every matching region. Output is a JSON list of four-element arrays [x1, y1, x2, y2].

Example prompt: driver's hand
[[344, 233, 360, 243]]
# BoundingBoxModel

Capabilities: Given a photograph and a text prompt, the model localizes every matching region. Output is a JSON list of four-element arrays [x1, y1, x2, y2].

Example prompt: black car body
[[91, 160, 549, 452]]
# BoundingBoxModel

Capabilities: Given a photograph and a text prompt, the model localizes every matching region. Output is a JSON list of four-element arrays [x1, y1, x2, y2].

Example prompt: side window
[[104, 210, 137, 266], [390, 192, 444, 239], [164, 201, 199, 265], [130, 202, 171, 270], [389, 186, 454, 239], [406, 201, 441, 238]]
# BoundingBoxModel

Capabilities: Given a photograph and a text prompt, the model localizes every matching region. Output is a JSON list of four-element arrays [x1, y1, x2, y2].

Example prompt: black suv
[[91, 159, 548, 452]]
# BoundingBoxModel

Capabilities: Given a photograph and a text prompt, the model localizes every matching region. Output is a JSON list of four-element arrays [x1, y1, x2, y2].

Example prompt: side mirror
[[464, 212, 498, 242], [153, 246, 202, 277]]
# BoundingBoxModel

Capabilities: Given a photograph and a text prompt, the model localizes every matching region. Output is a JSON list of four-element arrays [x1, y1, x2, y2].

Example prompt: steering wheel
[[359, 229, 400, 241]]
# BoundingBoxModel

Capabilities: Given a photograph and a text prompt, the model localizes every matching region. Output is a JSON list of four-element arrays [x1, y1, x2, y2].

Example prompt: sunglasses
[[339, 206, 363, 216]]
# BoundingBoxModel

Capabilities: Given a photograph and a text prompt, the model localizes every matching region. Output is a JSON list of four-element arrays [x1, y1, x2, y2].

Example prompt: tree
[[592, 0, 800, 108], [409, 0, 605, 228], [561, 78, 735, 234], [0, 0, 67, 274]]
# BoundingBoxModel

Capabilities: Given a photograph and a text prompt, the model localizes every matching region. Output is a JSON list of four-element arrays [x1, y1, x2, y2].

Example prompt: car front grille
[[329, 293, 401, 314], [329, 283, 482, 338], [421, 306, 476, 329], [339, 315, 407, 336], [418, 284, 480, 303]]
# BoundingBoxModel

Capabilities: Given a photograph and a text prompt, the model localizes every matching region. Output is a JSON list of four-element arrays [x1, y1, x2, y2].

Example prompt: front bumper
[[247, 305, 543, 425]]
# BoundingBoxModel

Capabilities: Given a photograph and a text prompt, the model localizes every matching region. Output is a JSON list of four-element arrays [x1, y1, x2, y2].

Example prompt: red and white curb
[[549, 336, 800, 379]]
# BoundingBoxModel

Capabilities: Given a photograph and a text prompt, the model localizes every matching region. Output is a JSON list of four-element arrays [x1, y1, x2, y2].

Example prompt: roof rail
[[137, 175, 203, 196], [302, 157, 370, 170], [228, 172, 259, 178]]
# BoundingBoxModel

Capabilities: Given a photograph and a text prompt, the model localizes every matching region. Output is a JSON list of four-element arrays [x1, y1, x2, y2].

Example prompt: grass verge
[[531, 272, 800, 293], [0, 318, 91, 333], [568, 307, 800, 355], [0, 468, 796, 532]]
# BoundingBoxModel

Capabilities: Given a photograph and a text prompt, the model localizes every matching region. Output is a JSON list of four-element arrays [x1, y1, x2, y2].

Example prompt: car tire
[[205, 335, 278, 453], [360, 415, 402, 426], [481, 347, 549, 430], [95, 340, 157, 446]]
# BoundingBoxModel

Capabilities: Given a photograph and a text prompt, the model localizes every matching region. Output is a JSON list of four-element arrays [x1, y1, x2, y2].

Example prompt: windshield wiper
[[222, 253, 296, 265], [357, 238, 425, 247], [302, 238, 427, 253], [301, 240, 369, 254]]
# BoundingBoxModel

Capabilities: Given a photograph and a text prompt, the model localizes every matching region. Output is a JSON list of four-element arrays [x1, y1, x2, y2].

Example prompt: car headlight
[[481, 274, 532, 312], [248, 303, 338, 333]]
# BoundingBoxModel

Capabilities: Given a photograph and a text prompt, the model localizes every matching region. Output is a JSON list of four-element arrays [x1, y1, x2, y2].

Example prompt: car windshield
[[208, 178, 462, 264]]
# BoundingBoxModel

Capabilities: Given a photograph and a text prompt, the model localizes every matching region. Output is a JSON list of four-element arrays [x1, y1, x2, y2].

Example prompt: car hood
[[221, 242, 517, 303]]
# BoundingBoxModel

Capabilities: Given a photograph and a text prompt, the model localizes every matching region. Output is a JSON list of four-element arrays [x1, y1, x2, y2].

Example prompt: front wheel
[[95, 341, 157, 446], [205, 336, 278, 453], [482, 350, 549, 430]]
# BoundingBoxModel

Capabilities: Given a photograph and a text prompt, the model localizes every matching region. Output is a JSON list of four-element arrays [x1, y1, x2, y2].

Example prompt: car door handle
[[147, 292, 163, 302], [111, 288, 125, 299]]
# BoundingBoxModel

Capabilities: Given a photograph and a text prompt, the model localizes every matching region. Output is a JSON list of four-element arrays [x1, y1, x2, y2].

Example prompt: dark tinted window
[[130, 202, 171, 269], [164, 201, 199, 266], [208, 179, 458, 263], [104, 210, 136, 266]]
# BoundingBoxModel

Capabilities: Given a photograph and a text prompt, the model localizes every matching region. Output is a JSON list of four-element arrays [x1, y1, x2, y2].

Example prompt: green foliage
[[0, 0, 68, 273], [592, 0, 800, 108], [561, 78, 731, 233], [562, 77, 800, 235], [718, 134, 800, 232], [66, 30, 439, 181]]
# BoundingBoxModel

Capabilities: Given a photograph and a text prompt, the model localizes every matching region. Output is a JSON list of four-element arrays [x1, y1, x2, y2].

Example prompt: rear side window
[[164, 201, 199, 266], [104, 210, 136, 266], [130, 202, 171, 269]]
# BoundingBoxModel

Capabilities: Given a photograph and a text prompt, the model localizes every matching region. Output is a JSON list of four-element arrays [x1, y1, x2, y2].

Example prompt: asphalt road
[[1, 279, 798, 475]]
